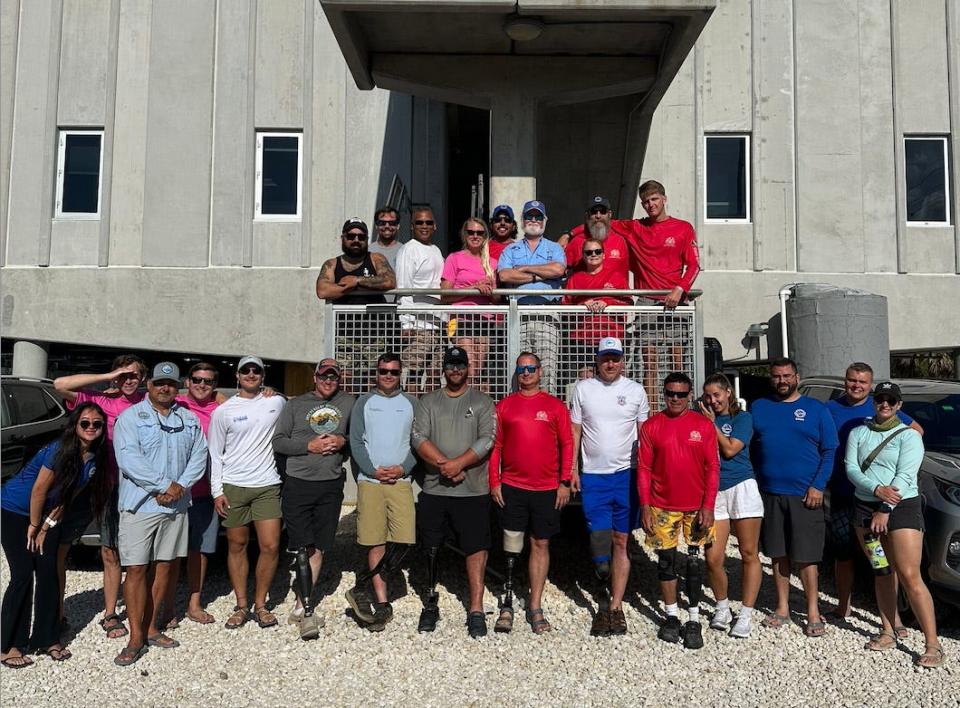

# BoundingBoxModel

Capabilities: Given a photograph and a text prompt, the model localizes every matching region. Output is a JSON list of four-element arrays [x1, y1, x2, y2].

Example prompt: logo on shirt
[[689, 430, 702, 442], [138, 411, 150, 419], [465, 407, 474, 419], [617, 396, 627, 406], [664, 236, 676, 248], [794, 409, 807, 421], [609, 249, 621, 259], [306, 404, 342, 434], [233, 415, 248, 423], [535, 410, 549, 422], [720, 423, 733, 436]]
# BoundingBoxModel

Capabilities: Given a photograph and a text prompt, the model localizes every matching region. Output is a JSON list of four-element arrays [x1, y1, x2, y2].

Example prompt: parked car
[[800, 376, 960, 610], [1, 376, 68, 481]]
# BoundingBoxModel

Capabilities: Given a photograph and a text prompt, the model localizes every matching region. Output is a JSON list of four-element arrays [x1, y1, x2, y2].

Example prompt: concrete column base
[[12, 340, 49, 379]]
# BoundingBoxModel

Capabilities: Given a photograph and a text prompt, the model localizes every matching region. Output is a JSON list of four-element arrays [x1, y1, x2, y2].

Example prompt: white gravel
[[3, 506, 959, 707]]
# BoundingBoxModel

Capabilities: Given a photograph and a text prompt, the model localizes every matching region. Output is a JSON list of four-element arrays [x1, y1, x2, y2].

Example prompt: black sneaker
[[681, 620, 704, 649], [590, 609, 610, 637], [367, 602, 394, 633], [417, 598, 439, 633], [346, 586, 375, 625], [658, 616, 682, 643], [467, 611, 487, 638]]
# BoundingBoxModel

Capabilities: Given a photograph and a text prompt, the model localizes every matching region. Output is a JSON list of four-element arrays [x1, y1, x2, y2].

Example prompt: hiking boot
[[682, 620, 704, 649], [658, 616, 682, 643], [590, 609, 610, 637], [710, 607, 732, 631], [367, 602, 394, 633], [417, 598, 439, 633], [346, 586, 375, 625], [467, 611, 487, 639], [607, 608, 628, 636], [299, 612, 323, 641]]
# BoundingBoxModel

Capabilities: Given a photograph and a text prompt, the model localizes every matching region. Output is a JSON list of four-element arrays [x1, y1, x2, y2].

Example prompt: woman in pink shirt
[[441, 218, 499, 388]]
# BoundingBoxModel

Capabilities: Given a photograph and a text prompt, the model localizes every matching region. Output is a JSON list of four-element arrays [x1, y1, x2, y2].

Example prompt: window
[[55, 129, 103, 218], [255, 132, 302, 219], [704, 134, 750, 222], [905, 136, 951, 225], [3, 385, 63, 426]]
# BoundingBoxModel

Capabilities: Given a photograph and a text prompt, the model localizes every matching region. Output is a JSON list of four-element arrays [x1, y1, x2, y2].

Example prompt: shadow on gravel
[[62, 588, 106, 642]]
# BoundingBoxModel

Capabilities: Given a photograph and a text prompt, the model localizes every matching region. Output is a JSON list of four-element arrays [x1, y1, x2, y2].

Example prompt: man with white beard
[[562, 196, 630, 279], [496, 200, 567, 393]]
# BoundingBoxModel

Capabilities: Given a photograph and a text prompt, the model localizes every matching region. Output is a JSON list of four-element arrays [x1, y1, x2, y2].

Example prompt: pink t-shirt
[[441, 250, 498, 306], [67, 390, 146, 482], [176, 394, 220, 499]]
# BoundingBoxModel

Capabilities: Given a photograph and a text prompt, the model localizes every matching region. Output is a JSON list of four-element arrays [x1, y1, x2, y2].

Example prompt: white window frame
[[55, 129, 104, 219], [255, 131, 303, 221], [703, 133, 751, 224], [904, 136, 952, 227]]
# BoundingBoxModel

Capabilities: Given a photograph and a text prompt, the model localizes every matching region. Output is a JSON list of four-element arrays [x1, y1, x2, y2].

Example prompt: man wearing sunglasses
[[638, 372, 719, 650], [488, 353, 573, 634], [316, 218, 396, 304], [487, 203, 518, 260], [272, 358, 355, 640], [346, 352, 417, 632], [569, 337, 649, 636], [112, 362, 208, 666], [208, 356, 286, 632], [369, 206, 403, 271], [411, 346, 496, 638], [563, 196, 630, 278]]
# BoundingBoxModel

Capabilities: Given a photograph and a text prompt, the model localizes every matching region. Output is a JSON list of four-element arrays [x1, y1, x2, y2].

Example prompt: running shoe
[[681, 620, 704, 649], [710, 607, 732, 631], [729, 617, 753, 639], [418, 598, 440, 633], [299, 612, 323, 641], [368, 602, 394, 633], [467, 611, 487, 638], [346, 586, 375, 625], [657, 616, 682, 643]]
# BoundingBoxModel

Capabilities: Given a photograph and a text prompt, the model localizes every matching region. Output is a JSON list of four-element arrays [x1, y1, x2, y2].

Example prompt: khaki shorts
[[356, 481, 416, 546], [118, 511, 188, 566], [644, 506, 715, 550], [222, 483, 282, 528]]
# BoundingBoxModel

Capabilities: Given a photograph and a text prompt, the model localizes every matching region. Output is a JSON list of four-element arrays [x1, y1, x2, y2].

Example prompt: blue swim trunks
[[580, 468, 639, 554]]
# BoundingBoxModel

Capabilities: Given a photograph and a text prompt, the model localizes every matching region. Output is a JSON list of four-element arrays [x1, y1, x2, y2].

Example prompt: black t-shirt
[[334, 254, 387, 304]]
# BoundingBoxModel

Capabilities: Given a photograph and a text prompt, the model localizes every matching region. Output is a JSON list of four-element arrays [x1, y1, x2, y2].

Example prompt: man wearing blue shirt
[[497, 200, 566, 393], [751, 358, 837, 638], [112, 362, 208, 666]]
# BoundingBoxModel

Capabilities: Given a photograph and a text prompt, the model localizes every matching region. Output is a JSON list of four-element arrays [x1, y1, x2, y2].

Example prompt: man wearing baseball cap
[[488, 204, 518, 260], [563, 196, 630, 278], [497, 199, 567, 393], [272, 357, 355, 639], [316, 218, 396, 304], [112, 362, 208, 666], [208, 356, 286, 632], [411, 346, 496, 637], [569, 337, 649, 636]]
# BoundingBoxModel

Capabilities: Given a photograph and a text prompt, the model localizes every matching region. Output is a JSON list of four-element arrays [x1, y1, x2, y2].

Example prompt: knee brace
[[590, 529, 613, 565], [424, 546, 440, 598], [295, 547, 315, 615], [657, 548, 678, 582], [503, 529, 524, 555], [685, 547, 703, 609], [380, 543, 410, 576]]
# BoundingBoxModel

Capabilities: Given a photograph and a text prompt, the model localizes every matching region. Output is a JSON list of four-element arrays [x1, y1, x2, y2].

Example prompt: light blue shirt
[[845, 421, 924, 503], [496, 237, 566, 303], [114, 398, 208, 514]]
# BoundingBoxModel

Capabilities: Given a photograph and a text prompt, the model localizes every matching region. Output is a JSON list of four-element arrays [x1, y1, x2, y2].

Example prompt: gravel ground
[[3, 506, 959, 707]]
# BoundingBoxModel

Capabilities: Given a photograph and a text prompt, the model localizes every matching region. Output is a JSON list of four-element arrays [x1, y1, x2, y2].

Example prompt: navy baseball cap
[[491, 204, 514, 221], [587, 196, 611, 211], [522, 200, 547, 218]]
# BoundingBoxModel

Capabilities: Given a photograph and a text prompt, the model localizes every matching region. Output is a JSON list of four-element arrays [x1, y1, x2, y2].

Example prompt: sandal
[[804, 621, 826, 638], [525, 608, 552, 634], [864, 631, 897, 651], [113, 644, 148, 667], [761, 612, 791, 629], [187, 609, 215, 625], [42, 645, 72, 662], [253, 606, 278, 629], [1, 655, 35, 669], [146, 633, 179, 649], [915, 644, 945, 669], [494, 606, 514, 633], [224, 605, 250, 630], [894, 625, 909, 640], [99, 613, 128, 639]]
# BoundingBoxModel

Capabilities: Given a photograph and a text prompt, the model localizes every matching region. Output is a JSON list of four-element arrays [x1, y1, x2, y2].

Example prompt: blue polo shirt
[[496, 237, 566, 304], [715, 412, 755, 492], [1, 442, 98, 516]]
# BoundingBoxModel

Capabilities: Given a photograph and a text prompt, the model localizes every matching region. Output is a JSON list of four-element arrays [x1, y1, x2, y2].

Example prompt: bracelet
[[29, 522, 41, 529]]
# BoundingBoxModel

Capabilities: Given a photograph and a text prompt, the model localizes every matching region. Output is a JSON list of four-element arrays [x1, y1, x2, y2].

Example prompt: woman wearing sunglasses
[[441, 218, 500, 388], [1, 403, 111, 668], [845, 382, 943, 668]]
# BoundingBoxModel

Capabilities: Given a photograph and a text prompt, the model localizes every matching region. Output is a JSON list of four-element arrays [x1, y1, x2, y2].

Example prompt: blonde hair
[[703, 372, 741, 416], [460, 218, 494, 281]]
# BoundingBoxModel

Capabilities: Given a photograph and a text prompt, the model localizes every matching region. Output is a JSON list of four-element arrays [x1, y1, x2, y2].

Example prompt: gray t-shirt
[[370, 239, 402, 270], [411, 387, 495, 497], [272, 389, 355, 482]]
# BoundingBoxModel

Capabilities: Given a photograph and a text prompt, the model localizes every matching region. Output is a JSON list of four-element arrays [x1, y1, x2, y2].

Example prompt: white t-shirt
[[208, 393, 286, 497], [395, 238, 445, 330], [569, 375, 649, 474]]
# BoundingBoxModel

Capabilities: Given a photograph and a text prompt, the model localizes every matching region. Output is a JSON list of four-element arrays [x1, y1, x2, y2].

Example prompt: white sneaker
[[729, 617, 752, 638], [287, 607, 304, 625], [710, 607, 732, 631]]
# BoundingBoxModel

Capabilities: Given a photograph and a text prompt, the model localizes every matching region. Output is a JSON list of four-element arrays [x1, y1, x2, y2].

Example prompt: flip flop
[[187, 610, 215, 625], [42, 646, 72, 662], [113, 645, 148, 667], [99, 613, 128, 639], [804, 621, 826, 637], [146, 633, 180, 649], [761, 612, 791, 629], [1, 656, 35, 669]]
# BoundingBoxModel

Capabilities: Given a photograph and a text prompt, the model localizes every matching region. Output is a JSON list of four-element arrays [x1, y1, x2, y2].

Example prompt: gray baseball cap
[[150, 361, 180, 383], [237, 355, 265, 371]]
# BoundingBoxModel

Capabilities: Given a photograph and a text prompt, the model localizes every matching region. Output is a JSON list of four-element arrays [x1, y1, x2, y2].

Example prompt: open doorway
[[445, 104, 490, 246]]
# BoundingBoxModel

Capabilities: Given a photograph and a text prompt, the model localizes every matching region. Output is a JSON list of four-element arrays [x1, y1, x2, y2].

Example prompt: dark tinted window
[[4, 385, 63, 425], [62, 133, 102, 213], [901, 393, 960, 453], [905, 137, 949, 223], [706, 135, 749, 220], [260, 135, 299, 215]]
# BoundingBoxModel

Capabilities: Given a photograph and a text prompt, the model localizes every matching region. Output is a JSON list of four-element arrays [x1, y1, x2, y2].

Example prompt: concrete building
[[1, 0, 958, 382]]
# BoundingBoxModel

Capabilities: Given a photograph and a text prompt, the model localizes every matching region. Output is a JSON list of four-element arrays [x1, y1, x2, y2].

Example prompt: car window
[[902, 393, 960, 454], [802, 385, 841, 403], [0, 390, 11, 427], [5, 384, 62, 425]]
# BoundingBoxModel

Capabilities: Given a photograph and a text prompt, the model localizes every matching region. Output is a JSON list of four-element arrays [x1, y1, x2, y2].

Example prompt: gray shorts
[[188, 497, 220, 554], [118, 511, 189, 566]]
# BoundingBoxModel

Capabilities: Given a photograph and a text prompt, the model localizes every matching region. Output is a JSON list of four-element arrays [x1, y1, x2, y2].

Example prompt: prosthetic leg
[[681, 546, 704, 649], [417, 546, 441, 633], [589, 530, 613, 636], [355, 543, 410, 587], [295, 548, 321, 640], [495, 530, 524, 633], [349, 543, 410, 630]]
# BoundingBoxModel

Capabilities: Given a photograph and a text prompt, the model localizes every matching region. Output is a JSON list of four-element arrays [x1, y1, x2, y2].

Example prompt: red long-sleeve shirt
[[489, 391, 574, 491], [637, 410, 719, 511]]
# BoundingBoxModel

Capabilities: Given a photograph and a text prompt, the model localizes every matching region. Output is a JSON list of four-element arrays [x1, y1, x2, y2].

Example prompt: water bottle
[[863, 532, 891, 576]]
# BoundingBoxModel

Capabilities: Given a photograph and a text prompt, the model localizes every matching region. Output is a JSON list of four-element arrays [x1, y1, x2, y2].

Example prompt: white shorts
[[118, 511, 189, 566], [714, 478, 764, 521]]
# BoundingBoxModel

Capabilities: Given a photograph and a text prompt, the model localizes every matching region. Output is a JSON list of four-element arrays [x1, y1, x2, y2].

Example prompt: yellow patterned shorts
[[644, 507, 715, 550]]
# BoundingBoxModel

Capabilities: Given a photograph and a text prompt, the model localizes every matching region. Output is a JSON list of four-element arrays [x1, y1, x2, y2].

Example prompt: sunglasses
[[515, 365, 538, 375], [155, 410, 185, 433], [414, 219, 435, 226], [874, 395, 898, 406], [465, 229, 486, 236], [492, 216, 513, 224], [443, 363, 467, 372], [377, 368, 401, 377], [375, 219, 398, 227], [343, 232, 368, 241], [664, 390, 691, 399], [316, 373, 340, 382], [238, 366, 263, 376], [190, 376, 216, 386], [583, 248, 604, 257], [78, 419, 105, 431], [589, 207, 610, 215], [151, 380, 178, 389], [523, 213, 545, 222]]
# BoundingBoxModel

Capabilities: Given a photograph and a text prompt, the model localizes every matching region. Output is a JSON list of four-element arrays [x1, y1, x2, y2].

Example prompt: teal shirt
[[844, 421, 924, 503], [350, 390, 418, 484]]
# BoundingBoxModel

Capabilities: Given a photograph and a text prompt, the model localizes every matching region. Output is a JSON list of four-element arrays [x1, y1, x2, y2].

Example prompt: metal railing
[[322, 289, 703, 409]]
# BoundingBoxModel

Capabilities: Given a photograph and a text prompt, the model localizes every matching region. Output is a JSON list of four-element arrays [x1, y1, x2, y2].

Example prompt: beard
[[523, 222, 544, 238], [342, 243, 367, 259], [588, 221, 609, 241]]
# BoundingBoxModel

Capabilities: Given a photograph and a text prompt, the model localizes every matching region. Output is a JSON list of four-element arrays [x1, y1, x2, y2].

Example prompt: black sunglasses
[[515, 365, 538, 375], [465, 229, 486, 236], [523, 213, 545, 222], [190, 376, 216, 386], [238, 366, 263, 375], [492, 216, 513, 224], [664, 390, 691, 399], [155, 410, 185, 433], [316, 373, 340, 382], [583, 248, 604, 257], [443, 363, 467, 372], [377, 368, 401, 376], [375, 219, 398, 227], [79, 419, 104, 431], [874, 395, 899, 406], [343, 232, 368, 241], [414, 219, 435, 226], [589, 206, 610, 215]]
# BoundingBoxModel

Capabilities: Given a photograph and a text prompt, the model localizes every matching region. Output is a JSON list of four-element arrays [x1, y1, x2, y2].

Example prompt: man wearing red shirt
[[489, 353, 573, 634], [638, 372, 719, 650], [487, 204, 518, 260], [563, 196, 630, 279]]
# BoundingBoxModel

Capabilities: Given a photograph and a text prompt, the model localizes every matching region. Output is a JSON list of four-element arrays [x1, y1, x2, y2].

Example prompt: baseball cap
[[150, 361, 180, 383], [341, 217, 368, 235], [491, 204, 514, 221], [587, 196, 611, 211], [597, 337, 624, 356], [443, 346, 469, 367], [237, 355, 264, 371], [873, 381, 902, 402], [521, 200, 547, 218], [315, 358, 342, 377]]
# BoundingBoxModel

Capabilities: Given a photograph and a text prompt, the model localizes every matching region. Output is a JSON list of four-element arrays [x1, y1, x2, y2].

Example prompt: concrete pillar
[[489, 92, 537, 215], [12, 340, 49, 379]]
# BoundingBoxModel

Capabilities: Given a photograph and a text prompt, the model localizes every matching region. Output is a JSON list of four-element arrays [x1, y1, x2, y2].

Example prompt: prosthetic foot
[[418, 546, 440, 633], [295, 548, 322, 640]]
